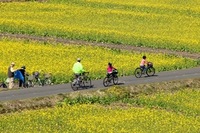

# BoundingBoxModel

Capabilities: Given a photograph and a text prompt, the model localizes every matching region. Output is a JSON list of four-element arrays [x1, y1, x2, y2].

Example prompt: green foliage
[[0, 78, 199, 133], [58, 93, 120, 106], [57, 83, 200, 117]]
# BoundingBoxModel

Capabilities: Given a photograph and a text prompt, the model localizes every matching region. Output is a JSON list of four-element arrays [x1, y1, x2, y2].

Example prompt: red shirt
[[107, 66, 115, 73]]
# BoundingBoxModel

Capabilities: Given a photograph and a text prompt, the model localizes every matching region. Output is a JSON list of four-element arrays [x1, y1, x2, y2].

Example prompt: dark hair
[[108, 62, 112, 66], [21, 66, 26, 69], [143, 56, 146, 59]]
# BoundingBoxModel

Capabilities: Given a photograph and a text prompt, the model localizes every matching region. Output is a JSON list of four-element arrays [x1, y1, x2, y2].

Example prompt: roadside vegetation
[[0, 78, 199, 132]]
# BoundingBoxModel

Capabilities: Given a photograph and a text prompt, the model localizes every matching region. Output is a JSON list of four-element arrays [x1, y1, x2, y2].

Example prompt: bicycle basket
[[147, 62, 153, 67], [112, 69, 118, 74]]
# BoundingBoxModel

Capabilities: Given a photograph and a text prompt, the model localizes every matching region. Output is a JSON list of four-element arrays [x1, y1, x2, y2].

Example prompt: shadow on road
[[143, 74, 158, 78]]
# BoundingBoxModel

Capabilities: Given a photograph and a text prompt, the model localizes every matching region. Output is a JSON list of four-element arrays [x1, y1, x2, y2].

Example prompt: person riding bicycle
[[107, 62, 117, 78], [140, 55, 148, 72], [72, 58, 85, 83]]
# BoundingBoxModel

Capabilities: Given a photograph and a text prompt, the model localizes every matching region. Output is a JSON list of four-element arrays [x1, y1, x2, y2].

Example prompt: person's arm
[[112, 66, 116, 70], [10, 67, 16, 72], [80, 63, 85, 73], [145, 60, 148, 65]]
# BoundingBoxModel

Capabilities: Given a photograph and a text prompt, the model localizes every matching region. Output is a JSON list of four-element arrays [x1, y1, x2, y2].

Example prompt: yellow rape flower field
[[0, 0, 200, 52], [0, 38, 198, 83], [0, 1, 200, 132], [0, 88, 199, 133]]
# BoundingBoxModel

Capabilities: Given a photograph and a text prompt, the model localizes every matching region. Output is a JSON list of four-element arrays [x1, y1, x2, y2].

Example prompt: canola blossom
[[0, 38, 198, 83], [0, 0, 200, 52], [0, 103, 199, 132], [130, 88, 200, 117]]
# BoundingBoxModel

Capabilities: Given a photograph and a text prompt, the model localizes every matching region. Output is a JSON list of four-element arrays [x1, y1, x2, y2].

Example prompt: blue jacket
[[14, 70, 24, 82]]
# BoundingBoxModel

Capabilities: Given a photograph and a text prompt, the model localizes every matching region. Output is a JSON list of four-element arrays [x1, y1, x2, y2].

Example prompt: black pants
[[19, 79, 25, 87], [107, 73, 116, 78]]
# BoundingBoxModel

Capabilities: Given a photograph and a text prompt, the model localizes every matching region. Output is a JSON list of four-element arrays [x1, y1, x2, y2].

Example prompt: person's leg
[[23, 78, 26, 88], [19, 80, 22, 87], [140, 66, 145, 73], [76, 74, 81, 82], [73, 74, 79, 84], [112, 72, 116, 77], [107, 73, 110, 78], [8, 77, 14, 89]]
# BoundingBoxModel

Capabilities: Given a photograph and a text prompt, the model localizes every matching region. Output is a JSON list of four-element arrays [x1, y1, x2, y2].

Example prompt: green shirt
[[72, 62, 85, 74]]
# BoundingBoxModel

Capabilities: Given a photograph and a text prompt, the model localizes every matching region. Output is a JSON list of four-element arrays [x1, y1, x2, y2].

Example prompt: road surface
[[0, 67, 199, 102]]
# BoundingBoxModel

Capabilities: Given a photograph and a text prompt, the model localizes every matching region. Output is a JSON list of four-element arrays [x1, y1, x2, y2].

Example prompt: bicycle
[[27, 71, 43, 87], [41, 73, 53, 86], [70, 72, 92, 91], [0, 78, 8, 88], [103, 69, 118, 87], [134, 62, 155, 78]]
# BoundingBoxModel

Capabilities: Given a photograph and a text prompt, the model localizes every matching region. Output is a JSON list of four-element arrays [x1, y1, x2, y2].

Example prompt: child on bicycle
[[107, 62, 117, 78], [140, 56, 148, 71]]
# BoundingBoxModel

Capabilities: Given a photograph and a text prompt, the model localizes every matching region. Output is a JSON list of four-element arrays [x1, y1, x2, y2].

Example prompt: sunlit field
[[0, 0, 200, 52], [0, 88, 199, 133], [0, 1, 200, 132], [0, 38, 198, 83]]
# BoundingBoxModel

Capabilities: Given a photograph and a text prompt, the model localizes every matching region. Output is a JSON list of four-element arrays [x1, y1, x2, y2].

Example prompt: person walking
[[7, 62, 17, 89], [19, 66, 26, 88]]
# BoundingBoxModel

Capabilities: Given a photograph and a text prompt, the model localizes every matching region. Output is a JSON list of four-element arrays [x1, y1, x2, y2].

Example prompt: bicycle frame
[[71, 72, 91, 91]]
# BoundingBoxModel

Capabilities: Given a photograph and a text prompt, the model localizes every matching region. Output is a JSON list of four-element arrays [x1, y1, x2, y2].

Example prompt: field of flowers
[[0, 88, 199, 132], [126, 88, 200, 117], [0, 38, 198, 83], [0, 0, 200, 52], [0, 1, 199, 132]]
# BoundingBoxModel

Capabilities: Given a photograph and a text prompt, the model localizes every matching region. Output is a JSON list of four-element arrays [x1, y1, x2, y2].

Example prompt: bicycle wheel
[[134, 68, 142, 78], [146, 67, 155, 76], [113, 76, 118, 85], [34, 79, 43, 87], [27, 80, 34, 87], [70, 79, 79, 91], [43, 79, 52, 86], [103, 77, 110, 87], [83, 76, 92, 88]]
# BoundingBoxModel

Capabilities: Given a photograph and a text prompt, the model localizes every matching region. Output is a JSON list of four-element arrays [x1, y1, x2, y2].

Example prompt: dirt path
[[0, 33, 200, 59]]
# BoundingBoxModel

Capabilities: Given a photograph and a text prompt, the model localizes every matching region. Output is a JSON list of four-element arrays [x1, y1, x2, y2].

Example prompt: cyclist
[[140, 55, 148, 72], [107, 62, 117, 78], [72, 58, 85, 84]]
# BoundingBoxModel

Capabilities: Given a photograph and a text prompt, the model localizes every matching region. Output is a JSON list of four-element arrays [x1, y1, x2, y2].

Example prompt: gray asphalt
[[0, 67, 199, 102]]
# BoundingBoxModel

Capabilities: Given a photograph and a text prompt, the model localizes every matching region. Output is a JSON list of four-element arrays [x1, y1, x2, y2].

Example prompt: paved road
[[0, 67, 199, 102]]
